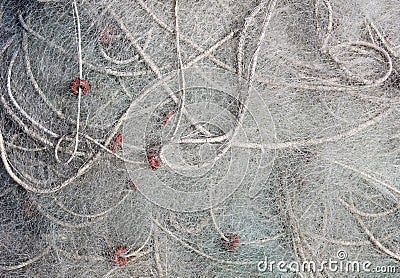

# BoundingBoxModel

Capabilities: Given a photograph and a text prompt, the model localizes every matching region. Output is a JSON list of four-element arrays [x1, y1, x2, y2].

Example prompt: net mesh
[[0, 0, 399, 277]]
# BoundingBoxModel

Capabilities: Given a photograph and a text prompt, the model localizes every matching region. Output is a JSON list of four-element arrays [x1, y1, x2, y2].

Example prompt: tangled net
[[0, 0, 399, 277]]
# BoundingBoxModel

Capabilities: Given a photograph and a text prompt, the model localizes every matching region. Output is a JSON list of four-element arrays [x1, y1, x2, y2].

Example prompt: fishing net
[[0, 0, 399, 277]]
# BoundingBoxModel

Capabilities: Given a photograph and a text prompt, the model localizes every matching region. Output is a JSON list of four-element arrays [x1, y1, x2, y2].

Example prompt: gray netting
[[0, 0, 399, 277]]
